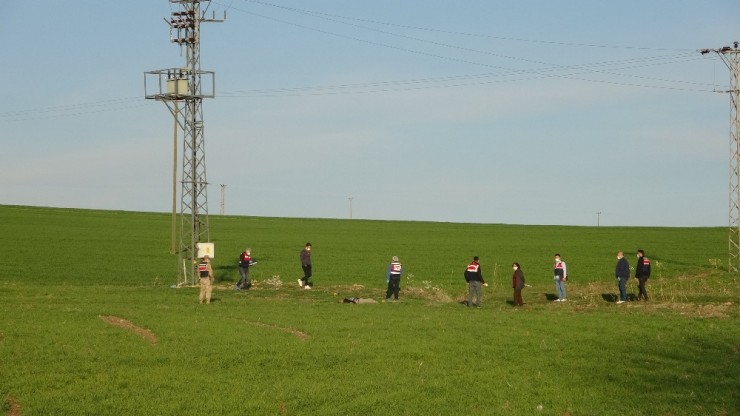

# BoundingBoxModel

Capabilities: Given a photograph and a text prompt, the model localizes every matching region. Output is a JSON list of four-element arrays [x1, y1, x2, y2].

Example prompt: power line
[[220, 55, 715, 98], [2, 55, 718, 123], [218, 1, 714, 93], [234, 0, 693, 52], [0, 97, 151, 122]]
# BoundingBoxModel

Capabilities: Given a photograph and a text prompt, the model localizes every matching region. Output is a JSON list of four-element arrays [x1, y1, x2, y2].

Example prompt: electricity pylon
[[701, 42, 740, 272], [145, 1, 224, 285]]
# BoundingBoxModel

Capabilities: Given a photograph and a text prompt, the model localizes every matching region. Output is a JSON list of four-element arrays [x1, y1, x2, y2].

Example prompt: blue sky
[[1, 0, 738, 226]]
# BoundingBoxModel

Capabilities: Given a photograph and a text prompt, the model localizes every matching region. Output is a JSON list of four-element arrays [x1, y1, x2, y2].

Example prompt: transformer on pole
[[145, 1, 224, 286], [701, 42, 740, 272]]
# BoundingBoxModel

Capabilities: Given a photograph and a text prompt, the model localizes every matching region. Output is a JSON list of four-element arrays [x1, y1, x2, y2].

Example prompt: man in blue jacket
[[615, 251, 630, 304]]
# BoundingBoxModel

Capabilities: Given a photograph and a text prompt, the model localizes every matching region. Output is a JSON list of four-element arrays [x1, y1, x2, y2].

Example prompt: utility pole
[[701, 42, 740, 272], [596, 211, 602, 227], [348, 196, 354, 219], [145, 1, 224, 285], [220, 184, 226, 215]]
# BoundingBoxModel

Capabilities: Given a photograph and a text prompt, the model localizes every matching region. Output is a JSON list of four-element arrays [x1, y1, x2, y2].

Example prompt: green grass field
[[1, 205, 738, 415]]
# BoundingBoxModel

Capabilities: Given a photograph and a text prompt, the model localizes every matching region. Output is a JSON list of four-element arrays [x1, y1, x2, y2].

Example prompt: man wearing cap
[[385, 256, 403, 301]]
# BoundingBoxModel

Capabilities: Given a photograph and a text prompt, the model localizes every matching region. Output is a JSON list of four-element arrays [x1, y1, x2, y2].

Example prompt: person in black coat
[[512, 262, 525, 306], [635, 249, 651, 301]]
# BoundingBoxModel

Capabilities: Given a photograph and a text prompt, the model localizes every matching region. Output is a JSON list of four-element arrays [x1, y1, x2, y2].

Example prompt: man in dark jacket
[[635, 249, 651, 301], [615, 251, 630, 304], [298, 243, 313, 289], [464, 256, 487, 308]]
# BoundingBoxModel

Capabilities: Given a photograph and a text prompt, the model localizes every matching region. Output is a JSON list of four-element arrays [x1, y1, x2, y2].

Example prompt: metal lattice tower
[[145, 1, 224, 285], [702, 43, 740, 272]]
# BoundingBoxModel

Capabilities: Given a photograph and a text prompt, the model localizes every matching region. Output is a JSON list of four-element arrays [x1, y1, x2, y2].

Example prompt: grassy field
[[0, 205, 738, 415]]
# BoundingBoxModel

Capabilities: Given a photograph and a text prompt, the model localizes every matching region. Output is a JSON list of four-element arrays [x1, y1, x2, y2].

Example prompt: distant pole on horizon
[[701, 42, 740, 272], [596, 211, 602, 227], [145, 1, 225, 286], [348, 196, 354, 219], [219, 184, 226, 215]]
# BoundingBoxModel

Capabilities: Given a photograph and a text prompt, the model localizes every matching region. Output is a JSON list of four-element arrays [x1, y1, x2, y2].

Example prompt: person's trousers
[[617, 277, 627, 301], [386, 275, 401, 299], [637, 277, 649, 300], [554, 278, 567, 299], [301, 264, 313, 286], [513, 287, 523, 306], [468, 281, 482, 307], [199, 277, 212, 304], [236, 266, 251, 289]]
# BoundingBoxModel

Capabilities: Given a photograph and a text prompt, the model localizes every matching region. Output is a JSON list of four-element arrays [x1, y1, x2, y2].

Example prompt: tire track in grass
[[231, 319, 310, 341], [99, 315, 157, 345]]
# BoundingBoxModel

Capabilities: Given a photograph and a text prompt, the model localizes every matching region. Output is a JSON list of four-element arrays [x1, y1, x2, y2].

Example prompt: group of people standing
[[234, 242, 314, 292], [463, 254, 564, 308], [615, 249, 652, 303], [197, 243, 652, 307]]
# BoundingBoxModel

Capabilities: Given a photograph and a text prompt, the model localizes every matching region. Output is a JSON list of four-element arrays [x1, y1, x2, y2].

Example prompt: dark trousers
[[637, 277, 649, 300], [513, 287, 524, 306], [301, 264, 313, 286], [386, 275, 401, 299], [236, 266, 251, 289]]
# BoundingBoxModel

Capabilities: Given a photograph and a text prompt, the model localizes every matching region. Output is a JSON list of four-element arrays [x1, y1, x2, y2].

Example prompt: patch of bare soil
[[236, 320, 310, 341], [99, 315, 158, 345], [6, 395, 21, 416]]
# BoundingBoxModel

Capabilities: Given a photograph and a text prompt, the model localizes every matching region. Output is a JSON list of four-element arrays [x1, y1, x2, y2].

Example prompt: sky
[[1, 0, 739, 226]]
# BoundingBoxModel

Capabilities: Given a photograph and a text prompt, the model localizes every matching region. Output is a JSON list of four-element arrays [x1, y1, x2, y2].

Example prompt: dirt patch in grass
[[6, 395, 21, 416], [99, 315, 158, 345], [235, 319, 310, 341]]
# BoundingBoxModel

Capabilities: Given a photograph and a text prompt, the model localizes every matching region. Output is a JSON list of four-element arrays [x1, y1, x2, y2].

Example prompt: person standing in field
[[512, 262, 525, 306], [553, 254, 568, 302], [236, 248, 256, 290], [298, 242, 313, 289], [385, 256, 403, 301], [198, 255, 214, 304], [464, 256, 487, 308], [635, 249, 651, 301], [615, 251, 630, 304]]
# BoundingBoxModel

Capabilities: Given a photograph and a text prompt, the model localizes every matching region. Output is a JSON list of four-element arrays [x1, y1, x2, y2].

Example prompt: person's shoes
[[554, 299, 561, 302], [235, 285, 241, 291], [304, 285, 311, 290], [616, 300, 625, 304], [297, 279, 304, 287], [561, 299, 567, 302]]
